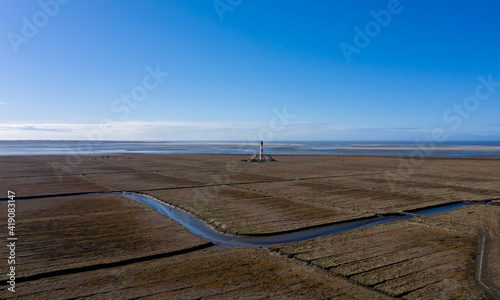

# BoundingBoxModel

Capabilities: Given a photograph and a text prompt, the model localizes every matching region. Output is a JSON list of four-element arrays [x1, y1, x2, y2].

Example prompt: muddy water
[[122, 192, 491, 248]]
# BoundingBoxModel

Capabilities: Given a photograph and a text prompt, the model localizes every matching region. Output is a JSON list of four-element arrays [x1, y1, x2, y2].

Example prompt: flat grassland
[[0, 154, 499, 299]]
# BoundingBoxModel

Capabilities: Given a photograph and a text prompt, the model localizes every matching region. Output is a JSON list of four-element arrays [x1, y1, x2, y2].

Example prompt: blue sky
[[1, 0, 499, 141]]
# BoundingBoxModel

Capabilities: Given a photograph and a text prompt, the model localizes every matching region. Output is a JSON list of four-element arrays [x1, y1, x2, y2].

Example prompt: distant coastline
[[1, 140, 500, 157]]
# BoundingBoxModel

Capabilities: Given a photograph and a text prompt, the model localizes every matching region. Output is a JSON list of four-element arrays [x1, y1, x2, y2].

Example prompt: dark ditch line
[[395, 281, 438, 298], [131, 172, 388, 193], [0, 191, 114, 201], [267, 248, 393, 299], [0, 168, 198, 180], [326, 253, 417, 277], [365, 259, 459, 297], [314, 242, 428, 269], [0, 171, 131, 179], [340, 245, 463, 279], [0, 243, 214, 285], [0, 172, 385, 201], [0, 169, 384, 186]]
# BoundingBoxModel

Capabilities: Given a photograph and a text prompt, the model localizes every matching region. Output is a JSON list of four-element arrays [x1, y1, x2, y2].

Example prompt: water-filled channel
[[122, 192, 491, 248]]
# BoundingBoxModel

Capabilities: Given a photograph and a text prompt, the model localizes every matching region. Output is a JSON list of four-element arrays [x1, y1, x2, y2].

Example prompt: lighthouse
[[260, 141, 263, 161]]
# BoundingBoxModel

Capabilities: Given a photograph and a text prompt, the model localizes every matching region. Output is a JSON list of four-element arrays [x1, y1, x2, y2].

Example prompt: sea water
[[0, 140, 499, 157]]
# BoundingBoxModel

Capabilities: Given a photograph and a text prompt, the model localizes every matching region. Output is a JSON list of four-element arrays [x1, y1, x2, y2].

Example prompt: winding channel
[[120, 192, 493, 248]]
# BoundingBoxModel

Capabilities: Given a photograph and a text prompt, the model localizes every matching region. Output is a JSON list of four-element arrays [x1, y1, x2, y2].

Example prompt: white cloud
[[0, 121, 486, 141], [0, 121, 283, 141], [0, 102, 8, 105]]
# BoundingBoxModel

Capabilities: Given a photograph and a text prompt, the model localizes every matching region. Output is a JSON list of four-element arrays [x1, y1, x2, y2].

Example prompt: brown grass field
[[0, 154, 499, 299]]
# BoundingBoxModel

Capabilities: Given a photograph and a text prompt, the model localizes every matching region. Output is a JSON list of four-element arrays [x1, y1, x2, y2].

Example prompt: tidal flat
[[1, 154, 499, 299]]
